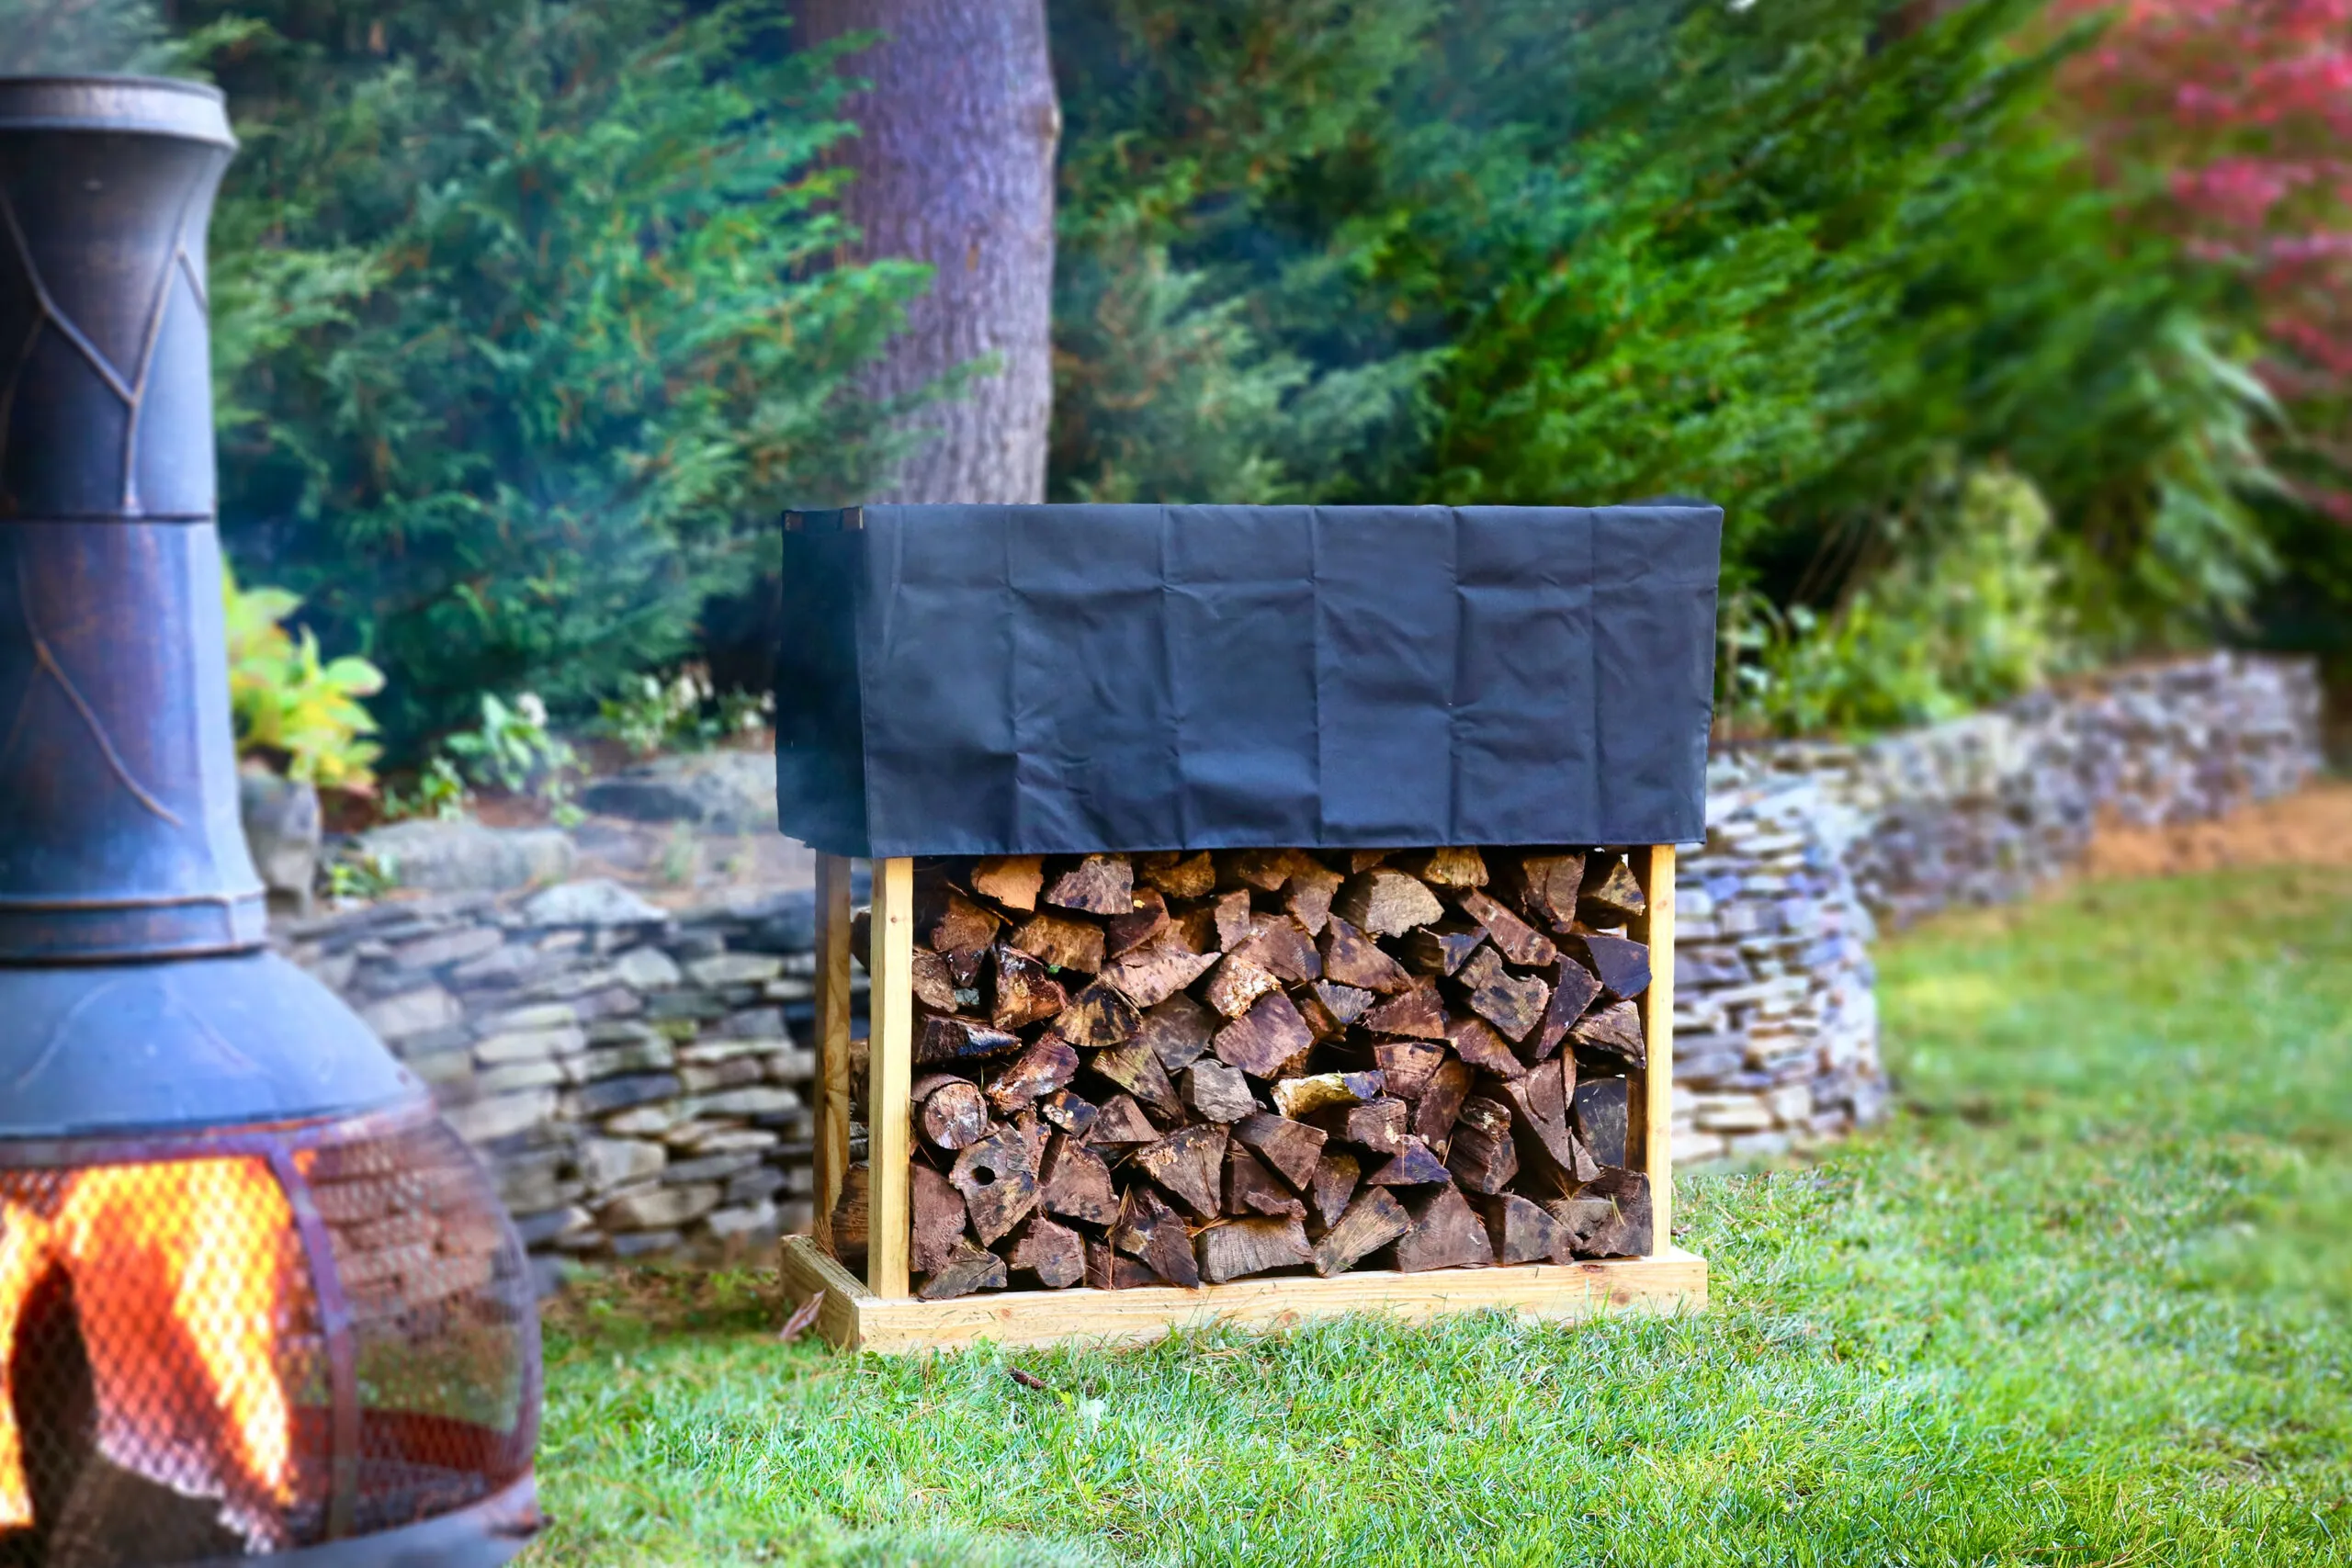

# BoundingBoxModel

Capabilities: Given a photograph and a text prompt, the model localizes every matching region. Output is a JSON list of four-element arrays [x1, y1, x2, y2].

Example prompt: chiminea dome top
[[774, 502, 1722, 860]]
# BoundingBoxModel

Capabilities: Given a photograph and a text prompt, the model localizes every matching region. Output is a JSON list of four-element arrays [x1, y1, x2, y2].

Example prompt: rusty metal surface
[[0, 75, 264, 963]]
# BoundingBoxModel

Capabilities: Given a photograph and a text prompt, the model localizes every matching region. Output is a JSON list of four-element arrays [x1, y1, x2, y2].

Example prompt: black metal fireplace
[[0, 77, 541, 1566]]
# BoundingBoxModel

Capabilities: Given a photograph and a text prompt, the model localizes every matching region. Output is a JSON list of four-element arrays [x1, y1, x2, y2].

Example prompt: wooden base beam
[[781, 1235, 1707, 1355]]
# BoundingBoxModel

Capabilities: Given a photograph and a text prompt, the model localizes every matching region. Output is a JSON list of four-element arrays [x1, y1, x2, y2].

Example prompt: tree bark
[[797, 0, 1059, 503]]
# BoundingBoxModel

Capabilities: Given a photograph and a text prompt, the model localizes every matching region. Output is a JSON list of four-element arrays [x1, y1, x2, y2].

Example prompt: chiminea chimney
[[0, 78, 541, 1567]]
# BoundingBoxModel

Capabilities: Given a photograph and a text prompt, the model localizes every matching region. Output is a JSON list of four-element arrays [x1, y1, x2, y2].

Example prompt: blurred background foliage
[[6, 0, 2347, 761]]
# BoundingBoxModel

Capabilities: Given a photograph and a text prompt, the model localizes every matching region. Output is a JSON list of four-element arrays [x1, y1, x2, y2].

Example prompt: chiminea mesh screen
[[0, 1108, 537, 1567]]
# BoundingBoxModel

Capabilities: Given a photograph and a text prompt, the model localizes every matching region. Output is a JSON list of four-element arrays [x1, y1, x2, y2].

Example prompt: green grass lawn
[[532, 866, 2352, 1566]]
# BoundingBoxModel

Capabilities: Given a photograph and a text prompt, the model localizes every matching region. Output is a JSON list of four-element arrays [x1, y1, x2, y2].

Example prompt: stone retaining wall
[[1668, 652, 2324, 1162], [280, 653, 2324, 1271], [277, 878, 858, 1280]]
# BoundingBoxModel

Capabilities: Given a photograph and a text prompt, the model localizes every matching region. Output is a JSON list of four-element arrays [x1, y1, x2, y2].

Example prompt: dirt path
[[2081, 780, 2352, 879]]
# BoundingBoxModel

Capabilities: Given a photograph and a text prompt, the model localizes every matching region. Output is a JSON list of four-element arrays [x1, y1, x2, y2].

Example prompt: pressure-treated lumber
[[868, 856, 917, 1296], [780, 1235, 1708, 1353], [813, 853, 856, 1258], [1630, 843, 1676, 1258]]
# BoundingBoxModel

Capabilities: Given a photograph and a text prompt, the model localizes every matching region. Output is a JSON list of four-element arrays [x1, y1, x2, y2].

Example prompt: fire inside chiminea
[[0, 76, 542, 1566], [0, 1114, 537, 1568]]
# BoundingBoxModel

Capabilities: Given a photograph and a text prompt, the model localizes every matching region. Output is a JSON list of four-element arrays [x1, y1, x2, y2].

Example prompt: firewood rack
[[781, 848, 1704, 1352]]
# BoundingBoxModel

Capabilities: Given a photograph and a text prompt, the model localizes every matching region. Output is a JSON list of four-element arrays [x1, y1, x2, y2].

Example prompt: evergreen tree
[[187, 0, 922, 748]]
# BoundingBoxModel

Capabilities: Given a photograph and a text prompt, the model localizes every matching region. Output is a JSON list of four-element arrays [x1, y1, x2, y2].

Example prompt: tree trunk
[[797, 0, 1059, 503]]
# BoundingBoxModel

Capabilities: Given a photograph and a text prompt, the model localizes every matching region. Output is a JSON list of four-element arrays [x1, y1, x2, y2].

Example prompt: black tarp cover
[[775, 503, 1721, 859]]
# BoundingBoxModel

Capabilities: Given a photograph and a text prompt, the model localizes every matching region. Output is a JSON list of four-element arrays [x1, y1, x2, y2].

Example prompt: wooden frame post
[[1630, 844, 1677, 1258], [810, 853, 855, 1258], [865, 856, 917, 1297]]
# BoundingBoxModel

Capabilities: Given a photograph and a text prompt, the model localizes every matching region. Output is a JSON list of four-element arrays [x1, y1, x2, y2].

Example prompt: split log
[[851, 908, 873, 971], [1361, 979, 1448, 1041], [1057, 978, 1144, 1048], [1307, 1097, 1409, 1156], [1310, 1188, 1411, 1276], [1481, 1192, 1570, 1265], [1135, 994, 1218, 1073], [1009, 911, 1105, 974], [949, 1127, 1040, 1246], [1214, 990, 1316, 1077], [1182, 1059, 1260, 1123], [1198, 1216, 1312, 1283], [914, 1075, 989, 1151], [1086, 1093, 1159, 1145], [1567, 998, 1646, 1068], [1045, 852, 1134, 916], [1272, 1070, 1384, 1118], [1213, 889, 1256, 951], [990, 943, 1069, 1031], [1500, 852, 1587, 933], [1294, 983, 1349, 1042], [1370, 1040, 1446, 1101], [829, 1162, 869, 1261], [971, 854, 1045, 912], [1202, 953, 1283, 1019], [1136, 1124, 1229, 1219], [1137, 849, 1216, 900], [1037, 1134, 1118, 1225], [1399, 920, 1487, 978], [1085, 1236, 1162, 1290], [1283, 861, 1344, 935], [916, 1015, 1022, 1066], [911, 1162, 967, 1275], [1531, 956, 1603, 1061], [1411, 1059, 1474, 1147], [1317, 917, 1414, 994], [1105, 886, 1170, 957], [1011, 1109, 1051, 1171], [1546, 1168, 1653, 1258], [917, 1238, 1008, 1300], [1088, 1040, 1184, 1122], [1103, 931, 1221, 1009], [910, 948, 962, 1011], [1396, 847, 1488, 888], [1443, 1015, 1526, 1080], [1393, 1183, 1496, 1272], [926, 888, 1004, 982], [1456, 887, 1559, 968], [1572, 1076, 1631, 1169], [1220, 847, 1320, 892], [1498, 1059, 1594, 1191], [984, 1038, 1079, 1116], [1006, 1216, 1086, 1289], [1112, 1185, 1200, 1288], [1309, 1152, 1361, 1231], [1567, 931, 1651, 1002], [1577, 852, 1646, 925], [1232, 1111, 1328, 1192], [1456, 947, 1552, 1043], [1443, 1097, 1520, 1195], [1224, 1145, 1306, 1219], [1364, 1137, 1451, 1186], [1311, 980, 1374, 1025], [1039, 1088, 1098, 1138], [1173, 904, 1220, 954], [1231, 913, 1321, 983], [1333, 868, 1445, 937], [1347, 850, 1394, 873]]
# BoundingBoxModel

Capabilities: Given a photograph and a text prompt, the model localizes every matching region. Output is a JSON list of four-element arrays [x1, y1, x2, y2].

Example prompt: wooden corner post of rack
[[1629, 844, 1677, 1257]]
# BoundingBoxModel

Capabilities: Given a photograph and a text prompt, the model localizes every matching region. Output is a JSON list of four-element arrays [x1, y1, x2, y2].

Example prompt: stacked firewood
[[852, 846, 1657, 1300]]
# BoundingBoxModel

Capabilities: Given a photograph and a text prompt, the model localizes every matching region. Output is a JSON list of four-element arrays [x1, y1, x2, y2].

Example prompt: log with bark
[[872, 843, 1662, 1299]]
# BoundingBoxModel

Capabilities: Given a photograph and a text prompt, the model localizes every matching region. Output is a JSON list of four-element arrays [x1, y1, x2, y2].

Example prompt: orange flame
[[0, 1157, 300, 1551]]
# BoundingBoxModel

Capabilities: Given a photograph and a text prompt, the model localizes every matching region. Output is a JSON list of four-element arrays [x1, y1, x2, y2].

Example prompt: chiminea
[[0, 79, 540, 1566]]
